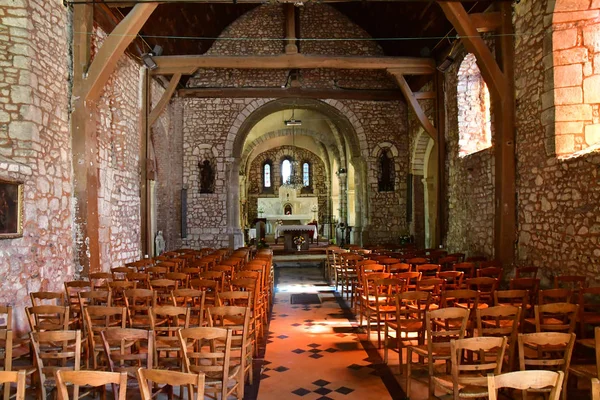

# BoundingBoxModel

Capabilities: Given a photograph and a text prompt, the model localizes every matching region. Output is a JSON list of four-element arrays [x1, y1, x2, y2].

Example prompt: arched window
[[302, 162, 310, 187], [378, 149, 395, 192], [263, 163, 271, 188], [457, 53, 492, 157], [281, 159, 292, 184]]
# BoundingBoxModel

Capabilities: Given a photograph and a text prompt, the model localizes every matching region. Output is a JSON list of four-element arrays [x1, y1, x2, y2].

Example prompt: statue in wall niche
[[155, 230, 165, 256], [199, 159, 215, 193]]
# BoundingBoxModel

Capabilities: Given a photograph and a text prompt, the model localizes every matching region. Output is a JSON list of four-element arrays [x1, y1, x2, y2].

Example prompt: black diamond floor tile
[[292, 388, 311, 396], [314, 387, 332, 395], [312, 379, 331, 387], [335, 386, 355, 395]]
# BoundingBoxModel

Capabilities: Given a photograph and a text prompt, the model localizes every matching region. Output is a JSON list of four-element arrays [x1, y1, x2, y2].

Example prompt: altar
[[257, 187, 318, 234], [275, 225, 317, 251]]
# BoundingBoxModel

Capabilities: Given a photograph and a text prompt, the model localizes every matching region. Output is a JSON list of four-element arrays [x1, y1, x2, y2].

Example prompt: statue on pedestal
[[155, 230, 165, 256]]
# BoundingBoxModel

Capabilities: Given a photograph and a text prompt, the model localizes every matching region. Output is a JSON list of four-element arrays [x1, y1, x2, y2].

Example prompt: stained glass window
[[303, 162, 310, 187], [264, 163, 271, 187], [281, 159, 291, 183]]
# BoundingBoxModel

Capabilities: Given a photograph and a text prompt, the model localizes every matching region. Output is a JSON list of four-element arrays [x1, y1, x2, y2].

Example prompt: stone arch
[[371, 142, 401, 190], [411, 129, 433, 176], [544, 0, 600, 158]]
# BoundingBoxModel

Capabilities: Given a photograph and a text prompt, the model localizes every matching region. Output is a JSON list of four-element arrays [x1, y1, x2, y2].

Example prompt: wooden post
[[71, 4, 100, 275], [148, 73, 181, 126], [435, 71, 446, 248], [494, 2, 517, 264], [141, 69, 150, 257], [284, 4, 298, 54]]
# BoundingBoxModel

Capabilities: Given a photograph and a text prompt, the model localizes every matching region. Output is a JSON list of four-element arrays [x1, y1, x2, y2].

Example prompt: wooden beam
[[414, 91, 436, 100], [177, 86, 405, 101], [141, 69, 150, 257], [438, 2, 508, 100], [71, 4, 100, 276], [470, 12, 502, 33], [434, 71, 446, 249], [150, 54, 436, 75], [493, 1, 516, 264], [148, 73, 181, 126], [72, 0, 495, 5], [284, 3, 298, 55], [388, 69, 437, 141], [83, 3, 157, 101]]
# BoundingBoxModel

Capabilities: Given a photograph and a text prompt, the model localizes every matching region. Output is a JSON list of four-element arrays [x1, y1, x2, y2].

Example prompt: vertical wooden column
[[494, 2, 517, 264], [71, 4, 100, 276], [435, 71, 447, 248], [284, 4, 298, 54], [140, 69, 150, 257]]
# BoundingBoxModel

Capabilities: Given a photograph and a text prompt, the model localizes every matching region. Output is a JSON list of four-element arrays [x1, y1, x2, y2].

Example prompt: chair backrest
[[476, 305, 521, 348], [101, 328, 154, 380], [0, 306, 12, 331], [514, 266, 538, 279], [177, 327, 240, 400], [388, 263, 411, 274], [441, 289, 479, 310], [30, 291, 65, 307], [149, 279, 178, 305], [450, 336, 507, 397], [453, 262, 476, 278], [396, 271, 421, 290], [437, 271, 464, 290], [518, 332, 576, 373], [396, 291, 431, 329], [26, 305, 70, 332], [78, 290, 112, 310], [487, 370, 564, 400], [416, 278, 446, 299], [124, 289, 156, 329], [136, 368, 205, 400], [416, 264, 441, 277], [30, 330, 82, 398], [426, 307, 470, 351], [56, 370, 127, 400], [539, 288, 572, 305], [554, 275, 586, 290], [172, 288, 205, 327], [510, 278, 540, 307], [0, 329, 13, 374], [465, 277, 498, 303], [89, 272, 113, 290], [217, 291, 252, 308], [534, 302, 579, 333], [594, 377, 600, 400], [0, 371, 25, 400]]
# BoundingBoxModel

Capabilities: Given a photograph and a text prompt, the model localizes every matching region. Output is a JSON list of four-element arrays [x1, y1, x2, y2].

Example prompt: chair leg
[[406, 348, 412, 398]]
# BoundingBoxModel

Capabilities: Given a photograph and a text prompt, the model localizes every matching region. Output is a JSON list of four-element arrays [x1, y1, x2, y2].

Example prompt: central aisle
[[256, 265, 402, 400]]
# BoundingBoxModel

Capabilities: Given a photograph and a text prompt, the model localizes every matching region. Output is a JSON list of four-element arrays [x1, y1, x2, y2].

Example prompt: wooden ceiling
[[93, 1, 497, 63]]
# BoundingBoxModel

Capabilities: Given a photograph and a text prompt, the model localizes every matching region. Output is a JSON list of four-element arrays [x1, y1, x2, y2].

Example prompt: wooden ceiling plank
[[150, 54, 435, 74], [284, 3, 298, 54], [149, 73, 181, 126], [469, 12, 502, 32], [83, 3, 158, 102], [84, 0, 494, 5], [388, 69, 437, 141], [437, 1, 507, 100], [177, 86, 404, 101]]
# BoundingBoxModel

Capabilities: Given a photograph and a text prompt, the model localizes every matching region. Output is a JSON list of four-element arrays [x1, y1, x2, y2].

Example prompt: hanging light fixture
[[282, 108, 305, 190]]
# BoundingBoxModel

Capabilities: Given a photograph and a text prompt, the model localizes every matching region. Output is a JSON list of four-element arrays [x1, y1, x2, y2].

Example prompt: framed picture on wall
[[0, 179, 23, 239]]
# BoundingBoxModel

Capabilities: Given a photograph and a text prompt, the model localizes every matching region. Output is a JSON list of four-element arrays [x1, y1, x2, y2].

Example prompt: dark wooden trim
[[435, 71, 446, 249], [177, 87, 405, 101]]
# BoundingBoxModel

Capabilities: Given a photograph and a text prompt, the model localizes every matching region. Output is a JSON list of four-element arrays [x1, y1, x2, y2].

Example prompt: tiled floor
[[256, 265, 405, 400]]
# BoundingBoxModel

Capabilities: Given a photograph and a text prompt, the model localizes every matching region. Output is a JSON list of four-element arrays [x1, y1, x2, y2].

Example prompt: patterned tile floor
[[256, 265, 405, 400]]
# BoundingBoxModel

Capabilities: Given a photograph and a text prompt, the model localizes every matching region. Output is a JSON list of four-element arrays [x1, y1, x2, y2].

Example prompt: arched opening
[[457, 53, 492, 157]]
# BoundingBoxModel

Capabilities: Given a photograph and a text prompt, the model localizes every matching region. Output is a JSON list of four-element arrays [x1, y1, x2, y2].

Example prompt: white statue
[[155, 230, 165, 256]]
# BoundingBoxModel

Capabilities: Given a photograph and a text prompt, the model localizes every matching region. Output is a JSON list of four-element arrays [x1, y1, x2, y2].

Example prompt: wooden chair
[[136, 368, 205, 400], [533, 302, 579, 333], [123, 289, 156, 329], [441, 289, 480, 336], [78, 290, 112, 310], [126, 272, 150, 290], [149, 279, 178, 305], [594, 378, 600, 400], [465, 277, 498, 305], [165, 272, 190, 290], [416, 264, 440, 278], [539, 288, 572, 304], [406, 307, 470, 398], [554, 275, 586, 291], [25, 305, 70, 332], [570, 326, 600, 394], [432, 336, 507, 399], [150, 305, 190, 371], [56, 370, 127, 400], [30, 291, 65, 307], [206, 306, 252, 389], [415, 278, 445, 305], [388, 263, 411, 274], [340, 254, 362, 307], [145, 266, 167, 280], [438, 256, 458, 272], [487, 370, 564, 400], [476, 266, 503, 281], [178, 327, 243, 400], [396, 271, 421, 291], [108, 281, 135, 307], [514, 266, 538, 278], [383, 291, 430, 373], [476, 305, 521, 371], [110, 267, 133, 282], [198, 271, 226, 292], [510, 278, 540, 313], [189, 279, 219, 310], [64, 281, 91, 329], [578, 286, 600, 338], [407, 257, 428, 270], [0, 371, 25, 400], [230, 279, 264, 345], [453, 262, 476, 279], [363, 276, 403, 349], [0, 330, 13, 400], [518, 332, 575, 400], [437, 271, 464, 290], [101, 328, 154, 384], [30, 330, 82, 400], [83, 306, 127, 369], [172, 289, 205, 327]]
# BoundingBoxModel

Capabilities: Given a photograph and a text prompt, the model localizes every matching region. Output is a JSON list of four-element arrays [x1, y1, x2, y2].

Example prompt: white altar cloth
[[275, 224, 317, 240]]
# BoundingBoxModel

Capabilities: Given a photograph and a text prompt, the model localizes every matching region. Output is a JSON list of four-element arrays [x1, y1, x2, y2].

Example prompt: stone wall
[[543, 0, 600, 157], [247, 145, 328, 223], [0, 0, 73, 330], [444, 50, 495, 257], [515, 0, 600, 280]]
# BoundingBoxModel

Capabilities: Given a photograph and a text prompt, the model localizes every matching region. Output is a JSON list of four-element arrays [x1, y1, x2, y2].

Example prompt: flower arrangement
[[293, 236, 306, 246], [257, 238, 269, 249]]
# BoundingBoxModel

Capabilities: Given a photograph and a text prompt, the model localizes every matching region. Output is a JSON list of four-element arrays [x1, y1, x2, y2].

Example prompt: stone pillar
[[422, 176, 437, 248], [226, 158, 244, 249]]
